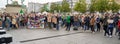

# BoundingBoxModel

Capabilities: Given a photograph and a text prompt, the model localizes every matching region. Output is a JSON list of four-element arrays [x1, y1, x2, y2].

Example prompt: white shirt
[[107, 19, 113, 23]]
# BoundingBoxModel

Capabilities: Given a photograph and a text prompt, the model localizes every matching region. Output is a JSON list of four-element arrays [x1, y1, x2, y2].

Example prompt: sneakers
[[109, 35, 112, 38], [92, 32, 95, 34]]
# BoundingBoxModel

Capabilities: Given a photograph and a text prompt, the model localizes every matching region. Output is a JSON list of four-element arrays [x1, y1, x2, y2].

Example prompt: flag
[[20, 9, 24, 15]]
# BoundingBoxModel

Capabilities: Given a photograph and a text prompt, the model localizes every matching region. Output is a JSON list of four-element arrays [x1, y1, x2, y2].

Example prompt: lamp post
[[71, 0, 73, 14], [7, 0, 8, 4]]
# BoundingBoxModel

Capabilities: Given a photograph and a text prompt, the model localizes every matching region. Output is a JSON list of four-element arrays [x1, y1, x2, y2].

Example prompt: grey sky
[[0, 0, 62, 8]]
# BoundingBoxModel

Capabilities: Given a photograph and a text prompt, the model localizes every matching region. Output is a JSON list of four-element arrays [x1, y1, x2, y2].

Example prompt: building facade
[[0, 8, 6, 14], [5, 4, 26, 14], [66, 0, 79, 9], [28, 2, 44, 13]]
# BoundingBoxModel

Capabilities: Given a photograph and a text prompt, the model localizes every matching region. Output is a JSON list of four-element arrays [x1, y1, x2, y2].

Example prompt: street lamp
[[71, 0, 73, 14]]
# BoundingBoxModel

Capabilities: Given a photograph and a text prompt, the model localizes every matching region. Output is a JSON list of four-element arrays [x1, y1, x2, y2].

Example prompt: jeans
[[2, 21, 5, 29], [90, 25, 95, 32], [96, 23, 100, 31], [115, 26, 119, 35], [7, 23, 11, 30], [56, 23, 59, 30], [44, 22, 47, 28], [103, 25, 109, 36], [66, 23, 71, 31], [108, 27, 114, 35], [74, 21, 79, 27], [84, 23, 89, 31], [61, 20, 65, 26], [84, 25, 88, 31]]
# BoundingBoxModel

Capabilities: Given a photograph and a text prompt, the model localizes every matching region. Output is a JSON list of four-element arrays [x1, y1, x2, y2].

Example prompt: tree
[[50, 3, 62, 13], [109, 0, 120, 13], [40, 4, 49, 12], [74, 0, 86, 13], [61, 0, 70, 12], [90, 0, 120, 13], [40, 7, 46, 12], [90, 0, 109, 12]]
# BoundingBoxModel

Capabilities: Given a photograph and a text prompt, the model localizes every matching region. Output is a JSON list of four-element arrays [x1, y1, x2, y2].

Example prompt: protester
[[6, 17, 11, 30], [81, 15, 85, 30], [96, 15, 101, 32], [0, 15, 2, 28], [47, 13, 52, 29], [84, 15, 90, 31], [103, 15, 109, 36], [52, 14, 57, 30], [73, 15, 79, 27], [2, 13, 6, 29], [66, 14, 71, 31], [90, 16, 95, 33], [107, 16, 114, 38], [114, 14, 119, 35], [56, 14, 59, 30], [117, 19, 120, 40]]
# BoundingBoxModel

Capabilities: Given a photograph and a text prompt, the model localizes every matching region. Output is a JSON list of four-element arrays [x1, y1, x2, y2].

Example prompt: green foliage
[[40, 4, 50, 12], [40, 7, 46, 12], [74, 0, 86, 13], [61, 0, 70, 12], [90, 0, 120, 13], [50, 3, 62, 13], [90, 0, 108, 12], [109, 0, 120, 12]]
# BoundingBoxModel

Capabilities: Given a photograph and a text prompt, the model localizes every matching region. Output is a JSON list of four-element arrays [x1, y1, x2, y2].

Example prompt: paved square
[[6, 28, 120, 44]]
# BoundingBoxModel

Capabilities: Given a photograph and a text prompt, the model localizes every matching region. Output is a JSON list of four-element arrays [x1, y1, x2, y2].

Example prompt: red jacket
[[118, 20, 120, 30]]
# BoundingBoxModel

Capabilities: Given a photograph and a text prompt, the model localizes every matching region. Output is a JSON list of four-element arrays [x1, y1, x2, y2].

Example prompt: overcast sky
[[0, 0, 62, 8]]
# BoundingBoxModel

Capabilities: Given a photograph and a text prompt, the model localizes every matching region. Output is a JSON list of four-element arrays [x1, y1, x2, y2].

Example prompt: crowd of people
[[0, 12, 120, 40]]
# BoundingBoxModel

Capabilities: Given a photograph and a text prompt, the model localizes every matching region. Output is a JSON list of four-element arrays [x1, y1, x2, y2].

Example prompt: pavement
[[5, 27, 120, 44]]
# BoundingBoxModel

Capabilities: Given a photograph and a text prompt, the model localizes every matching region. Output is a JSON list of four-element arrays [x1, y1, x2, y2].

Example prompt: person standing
[[66, 14, 71, 31], [103, 16, 109, 36], [73, 14, 79, 30], [0, 15, 2, 29], [56, 14, 59, 30], [70, 14, 74, 26], [2, 13, 6, 29], [96, 16, 101, 32], [90, 16, 95, 33], [12, 15, 18, 29], [117, 19, 120, 40], [84, 15, 90, 31], [52, 15, 57, 30], [44, 14, 47, 29], [107, 16, 114, 38], [47, 13, 52, 29], [6, 17, 11, 30], [114, 14, 119, 35], [81, 15, 85, 30]]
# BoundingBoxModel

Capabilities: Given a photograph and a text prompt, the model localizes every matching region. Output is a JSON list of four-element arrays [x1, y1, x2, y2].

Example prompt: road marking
[[20, 32, 83, 43]]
